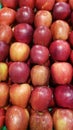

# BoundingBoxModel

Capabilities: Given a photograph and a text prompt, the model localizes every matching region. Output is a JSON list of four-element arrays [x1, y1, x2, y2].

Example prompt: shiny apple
[[31, 65, 50, 86], [30, 86, 52, 111], [0, 62, 8, 81], [5, 106, 29, 130], [9, 62, 30, 83], [51, 62, 73, 84], [10, 42, 30, 62]]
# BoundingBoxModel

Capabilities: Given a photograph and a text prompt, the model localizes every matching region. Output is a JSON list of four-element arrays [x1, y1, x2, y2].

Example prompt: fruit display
[[0, 0, 73, 130]]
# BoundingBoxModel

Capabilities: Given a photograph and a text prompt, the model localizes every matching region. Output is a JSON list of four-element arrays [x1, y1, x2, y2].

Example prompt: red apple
[[51, 62, 73, 85], [49, 40, 71, 61], [14, 23, 33, 44], [0, 24, 13, 44], [69, 0, 73, 10], [71, 12, 73, 26], [5, 106, 29, 130], [1, 0, 18, 9], [51, 20, 70, 40], [54, 84, 73, 109], [18, 0, 35, 9], [30, 45, 49, 65], [16, 6, 34, 24], [0, 7, 16, 25], [0, 41, 9, 61], [53, 108, 73, 130], [35, 0, 55, 11], [53, 2, 71, 20], [0, 108, 6, 128], [0, 62, 8, 81], [0, 82, 9, 107], [9, 62, 30, 83], [10, 83, 31, 108], [10, 42, 30, 62], [30, 86, 52, 111], [34, 10, 52, 28], [33, 26, 52, 47], [30, 111, 53, 130], [31, 65, 50, 86]]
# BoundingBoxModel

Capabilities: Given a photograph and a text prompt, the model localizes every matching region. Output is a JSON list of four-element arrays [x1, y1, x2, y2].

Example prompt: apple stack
[[0, 0, 73, 130]]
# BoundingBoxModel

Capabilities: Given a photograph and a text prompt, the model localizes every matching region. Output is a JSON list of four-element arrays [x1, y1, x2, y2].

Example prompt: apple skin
[[34, 10, 52, 28], [0, 7, 16, 25], [18, 0, 35, 9], [53, 108, 73, 130], [29, 111, 53, 130], [0, 41, 9, 62], [14, 23, 33, 44], [10, 42, 30, 62], [16, 6, 34, 24], [33, 26, 52, 47], [31, 65, 50, 86], [9, 62, 30, 83], [0, 62, 8, 82], [0, 82, 9, 108], [0, 108, 6, 128], [51, 62, 73, 85], [70, 50, 73, 64], [30, 86, 52, 111], [54, 84, 73, 109], [35, 0, 55, 11], [51, 20, 70, 40], [1, 0, 18, 9], [69, 0, 73, 10], [49, 40, 71, 62], [30, 45, 49, 65], [5, 106, 29, 130], [10, 83, 31, 108], [0, 24, 13, 44], [68, 31, 73, 47]]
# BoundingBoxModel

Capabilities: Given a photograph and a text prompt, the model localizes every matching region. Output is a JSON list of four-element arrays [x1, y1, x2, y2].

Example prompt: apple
[[34, 10, 52, 28], [0, 62, 8, 81], [0, 24, 13, 44], [51, 20, 70, 40], [9, 62, 30, 83], [54, 84, 73, 109], [16, 6, 34, 24], [31, 65, 50, 86], [29, 111, 53, 130], [49, 40, 71, 61], [10, 83, 31, 108], [14, 23, 33, 44], [35, 0, 55, 11], [53, 2, 71, 20], [18, 0, 35, 9], [5, 106, 29, 130], [0, 82, 9, 107], [1, 0, 18, 9], [10, 42, 30, 62], [53, 108, 73, 130], [0, 7, 16, 25], [33, 26, 52, 47], [30, 45, 49, 65], [51, 62, 73, 84], [0, 108, 6, 128], [0, 41, 9, 61], [30, 86, 52, 111], [69, 0, 73, 10]]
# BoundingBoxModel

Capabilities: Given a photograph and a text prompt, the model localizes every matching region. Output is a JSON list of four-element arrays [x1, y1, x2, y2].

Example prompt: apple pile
[[0, 0, 73, 130]]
